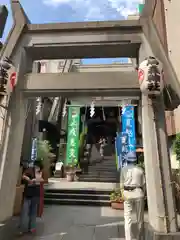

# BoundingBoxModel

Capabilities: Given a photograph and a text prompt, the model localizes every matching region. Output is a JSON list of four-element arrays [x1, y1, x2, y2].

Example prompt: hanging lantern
[[138, 56, 163, 95]]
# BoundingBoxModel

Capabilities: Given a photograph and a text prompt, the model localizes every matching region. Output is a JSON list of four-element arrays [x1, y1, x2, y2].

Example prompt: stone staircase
[[44, 188, 112, 206], [79, 157, 119, 183], [44, 143, 119, 206], [79, 144, 119, 183]]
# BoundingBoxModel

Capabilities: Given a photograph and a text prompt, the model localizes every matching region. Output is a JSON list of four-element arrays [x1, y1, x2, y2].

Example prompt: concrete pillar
[[142, 94, 177, 233], [21, 99, 36, 161], [142, 94, 166, 232], [0, 5, 8, 38], [38, 99, 44, 140], [21, 61, 41, 161], [138, 30, 178, 235], [153, 95, 177, 232], [0, 49, 31, 221]]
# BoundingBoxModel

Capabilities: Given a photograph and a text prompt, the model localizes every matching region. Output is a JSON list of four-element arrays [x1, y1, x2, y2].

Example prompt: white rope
[[35, 97, 42, 116], [102, 106, 106, 121], [62, 99, 67, 117], [90, 101, 95, 118]]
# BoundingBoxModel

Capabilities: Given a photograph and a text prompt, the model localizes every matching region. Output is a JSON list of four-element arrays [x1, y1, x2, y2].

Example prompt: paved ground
[[0, 205, 145, 240]]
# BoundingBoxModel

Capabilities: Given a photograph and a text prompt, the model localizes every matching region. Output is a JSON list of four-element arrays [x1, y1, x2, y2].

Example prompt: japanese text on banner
[[121, 105, 136, 162], [66, 106, 80, 165]]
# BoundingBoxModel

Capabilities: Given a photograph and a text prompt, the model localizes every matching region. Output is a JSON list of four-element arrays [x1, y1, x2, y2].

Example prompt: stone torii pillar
[[0, 49, 31, 221], [0, 5, 8, 40], [139, 57, 178, 235], [0, 0, 31, 221]]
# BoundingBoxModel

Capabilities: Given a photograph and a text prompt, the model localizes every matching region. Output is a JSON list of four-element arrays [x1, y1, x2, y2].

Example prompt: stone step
[[90, 160, 116, 164], [44, 198, 110, 206], [45, 192, 110, 201], [88, 167, 117, 172], [80, 175, 119, 181], [45, 188, 112, 195], [79, 177, 118, 183], [89, 163, 117, 167], [44, 188, 112, 206], [89, 160, 116, 164], [79, 174, 118, 179], [89, 166, 117, 170], [81, 170, 119, 176]]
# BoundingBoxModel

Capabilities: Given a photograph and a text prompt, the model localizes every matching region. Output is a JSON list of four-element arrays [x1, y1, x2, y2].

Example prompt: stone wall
[[163, 0, 180, 83], [165, 111, 176, 136], [165, 108, 180, 136], [151, 0, 168, 52], [147, 0, 180, 136]]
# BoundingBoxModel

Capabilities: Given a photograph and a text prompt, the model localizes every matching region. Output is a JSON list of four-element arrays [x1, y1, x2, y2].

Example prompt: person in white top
[[120, 156, 146, 240]]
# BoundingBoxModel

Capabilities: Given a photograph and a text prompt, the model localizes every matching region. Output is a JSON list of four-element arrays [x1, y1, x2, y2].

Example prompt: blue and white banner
[[116, 132, 128, 169], [31, 137, 37, 162], [120, 132, 129, 166], [121, 105, 136, 163]]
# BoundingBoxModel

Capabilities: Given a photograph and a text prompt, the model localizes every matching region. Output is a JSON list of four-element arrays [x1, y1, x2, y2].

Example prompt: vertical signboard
[[115, 132, 128, 169], [66, 106, 80, 165], [31, 137, 37, 162], [120, 132, 129, 166], [138, 3, 145, 14], [121, 105, 136, 163]]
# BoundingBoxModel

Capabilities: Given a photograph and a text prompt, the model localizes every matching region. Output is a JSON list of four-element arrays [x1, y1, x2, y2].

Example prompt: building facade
[[148, 0, 180, 136]]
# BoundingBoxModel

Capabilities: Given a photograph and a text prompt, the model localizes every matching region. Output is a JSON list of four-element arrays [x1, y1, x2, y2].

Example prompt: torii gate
[[0, 1, 180, 239]]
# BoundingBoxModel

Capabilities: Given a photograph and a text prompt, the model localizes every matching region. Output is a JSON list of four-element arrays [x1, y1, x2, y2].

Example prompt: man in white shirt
[[120, 156, 146, 240]]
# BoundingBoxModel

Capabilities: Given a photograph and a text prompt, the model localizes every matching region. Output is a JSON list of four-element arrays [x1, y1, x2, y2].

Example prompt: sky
[[0, 0, 142, 64]]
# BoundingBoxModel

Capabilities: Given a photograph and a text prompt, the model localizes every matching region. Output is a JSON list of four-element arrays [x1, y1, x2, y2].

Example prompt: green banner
[[138, 3, 144, 14], [66, 106, 80, 165]]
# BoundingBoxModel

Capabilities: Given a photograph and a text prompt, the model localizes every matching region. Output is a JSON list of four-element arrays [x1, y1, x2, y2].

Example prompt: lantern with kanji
[[138, 56, 163, 95]]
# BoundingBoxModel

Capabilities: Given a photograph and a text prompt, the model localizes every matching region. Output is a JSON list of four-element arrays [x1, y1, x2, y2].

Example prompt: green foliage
[[36, 140, 53, 162], [137, 153, 145, 171], [66, 164, 74, 168], [172, 169, 180, 208], [173, 134, 180, 162], [110, 189, 122, 202], [138, 161, 145, 171], [65, 163, 77, 173]]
